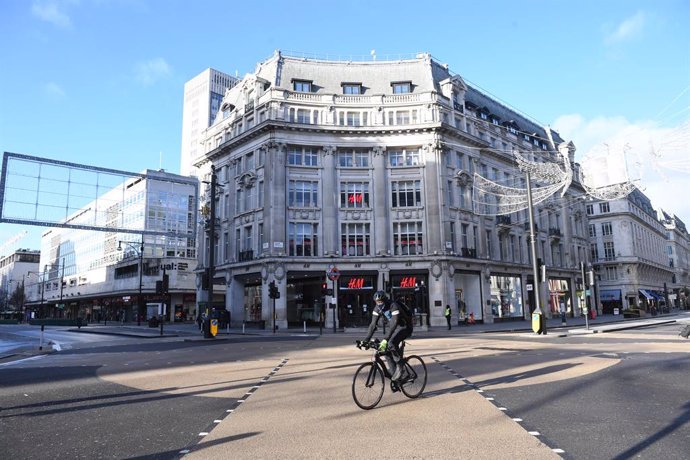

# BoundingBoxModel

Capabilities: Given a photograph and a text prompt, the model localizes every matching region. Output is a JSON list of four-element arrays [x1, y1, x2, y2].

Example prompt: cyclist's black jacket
[[364, 300, 413, 342]]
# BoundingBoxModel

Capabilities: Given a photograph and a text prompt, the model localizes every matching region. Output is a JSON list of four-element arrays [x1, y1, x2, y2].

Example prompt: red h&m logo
[[399, 276, 417, 288], [347, 277, 365, 289]]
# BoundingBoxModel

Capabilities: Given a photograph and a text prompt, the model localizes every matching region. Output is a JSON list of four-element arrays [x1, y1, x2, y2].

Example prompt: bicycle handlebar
[[355, 339, 381, 350]]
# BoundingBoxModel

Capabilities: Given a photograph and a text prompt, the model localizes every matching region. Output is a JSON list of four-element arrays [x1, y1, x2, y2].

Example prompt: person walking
[[445, 304, 452, 330]]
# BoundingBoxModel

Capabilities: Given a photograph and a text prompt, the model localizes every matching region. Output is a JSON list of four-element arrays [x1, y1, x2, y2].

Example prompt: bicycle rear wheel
[[400, 355, 427, 398], [352, 362, 385, 410]]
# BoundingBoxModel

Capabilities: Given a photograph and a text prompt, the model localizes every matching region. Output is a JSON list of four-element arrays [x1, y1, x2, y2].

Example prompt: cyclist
[[361, 290, 413, 381]]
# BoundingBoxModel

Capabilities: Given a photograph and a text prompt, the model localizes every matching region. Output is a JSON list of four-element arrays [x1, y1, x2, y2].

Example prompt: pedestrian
[[444, 304, 452, 330], [468, 312, 476, 325], [559, 302, 567, 326]]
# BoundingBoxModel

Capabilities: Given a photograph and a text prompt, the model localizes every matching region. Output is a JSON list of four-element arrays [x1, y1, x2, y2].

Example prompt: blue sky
[[1, 0, 689, 254]]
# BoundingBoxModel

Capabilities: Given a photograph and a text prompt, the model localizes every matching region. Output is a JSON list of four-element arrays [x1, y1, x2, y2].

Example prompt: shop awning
[[600, 289, 621, 301], [638, 289, 654, 300], [651, 291, 665, 301]]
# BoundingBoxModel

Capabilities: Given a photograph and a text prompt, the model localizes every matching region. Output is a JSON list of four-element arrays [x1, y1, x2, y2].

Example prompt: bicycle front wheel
[[352, 362, 385, 410], [400, 355, 427, 398]]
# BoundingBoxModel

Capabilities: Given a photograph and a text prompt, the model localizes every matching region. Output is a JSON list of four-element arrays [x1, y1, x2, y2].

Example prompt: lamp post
[[203, 165, 218, 339], [118, 239, 144, 326]]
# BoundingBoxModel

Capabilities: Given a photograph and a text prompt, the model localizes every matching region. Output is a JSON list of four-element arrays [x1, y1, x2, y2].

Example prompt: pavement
[[66, 308, 690, 338], [2, 310, 688, 363]]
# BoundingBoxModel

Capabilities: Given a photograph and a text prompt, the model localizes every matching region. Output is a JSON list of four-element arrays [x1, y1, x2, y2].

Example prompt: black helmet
[[373, 290, 388, 302]]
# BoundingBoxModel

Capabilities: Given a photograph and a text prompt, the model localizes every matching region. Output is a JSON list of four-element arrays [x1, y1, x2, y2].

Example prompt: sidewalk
[[67, 310, 690, 339]]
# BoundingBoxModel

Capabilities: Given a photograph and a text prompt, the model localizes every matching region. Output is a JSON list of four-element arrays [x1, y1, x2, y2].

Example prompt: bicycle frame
[[366, 341, 407, 382]]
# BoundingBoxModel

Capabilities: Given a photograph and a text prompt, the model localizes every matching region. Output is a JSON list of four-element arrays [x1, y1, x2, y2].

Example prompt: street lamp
[[118, 239, 144, 326]]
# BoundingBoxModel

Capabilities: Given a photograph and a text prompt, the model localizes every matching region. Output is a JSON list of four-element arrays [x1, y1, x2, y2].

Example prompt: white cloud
[[554, 114, 690, 220], [134, 58, 172, 85], [605, 11, 647, 44], [31, 1, 74, 29], [44, 81, 66, 99]]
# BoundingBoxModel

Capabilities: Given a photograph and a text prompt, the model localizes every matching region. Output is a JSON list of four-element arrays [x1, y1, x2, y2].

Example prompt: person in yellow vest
[[444, 305, 452, 330]]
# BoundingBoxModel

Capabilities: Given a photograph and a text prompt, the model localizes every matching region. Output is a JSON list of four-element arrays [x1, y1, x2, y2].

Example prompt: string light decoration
[[648, 120, 690, 173], [471, 148, 572, 216], [579, 143, 641, 200]]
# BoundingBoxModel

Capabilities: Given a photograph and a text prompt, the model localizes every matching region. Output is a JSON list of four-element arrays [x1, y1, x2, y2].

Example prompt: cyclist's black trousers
[[389, 325, 413, 363]]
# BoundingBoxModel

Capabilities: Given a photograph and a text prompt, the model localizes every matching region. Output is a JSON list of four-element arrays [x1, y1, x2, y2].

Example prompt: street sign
[[327, 266, 340, 281]]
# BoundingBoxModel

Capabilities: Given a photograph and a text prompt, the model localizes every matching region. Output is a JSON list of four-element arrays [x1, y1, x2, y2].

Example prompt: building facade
[[25, 170, 200, 322], [587, 188, 679, 313], [190, 51, 591, 330], [660, 211, 690, 307], [0, 249, 40, 316], [180, 68, 238, 177]]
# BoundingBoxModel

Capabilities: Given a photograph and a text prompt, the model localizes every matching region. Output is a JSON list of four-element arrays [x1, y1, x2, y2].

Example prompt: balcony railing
[[238, 250, 254, 262], [460, 247, 477, 258]]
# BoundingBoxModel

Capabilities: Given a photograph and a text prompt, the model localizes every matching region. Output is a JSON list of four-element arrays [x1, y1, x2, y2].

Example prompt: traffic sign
[[327, 266, 340, 281]]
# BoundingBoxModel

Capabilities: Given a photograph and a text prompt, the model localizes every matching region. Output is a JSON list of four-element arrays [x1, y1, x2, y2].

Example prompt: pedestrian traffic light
[[269, 281, 280, 299], [321, 282, 328, 295]]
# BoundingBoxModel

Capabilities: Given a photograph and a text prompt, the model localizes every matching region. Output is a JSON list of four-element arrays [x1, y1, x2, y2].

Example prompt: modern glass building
[[28, 170, 199, 322]]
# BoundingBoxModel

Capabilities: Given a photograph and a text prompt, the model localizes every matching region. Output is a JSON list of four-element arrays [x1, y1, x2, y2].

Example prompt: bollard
[[303, 321, 307, 333], [39, 324, 45, 351], [242, 321, 245, 335]]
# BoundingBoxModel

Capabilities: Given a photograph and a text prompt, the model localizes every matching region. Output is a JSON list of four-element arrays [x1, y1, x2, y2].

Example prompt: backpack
[[393, 299, 413, 324]]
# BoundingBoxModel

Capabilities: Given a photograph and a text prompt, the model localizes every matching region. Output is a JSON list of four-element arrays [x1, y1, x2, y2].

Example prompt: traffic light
[[156, 280, 163, 295], [269, 281, 280, 299], [162, 274, 169, 293], [537, 258, 545, 283], [321, 283, 328, 295]]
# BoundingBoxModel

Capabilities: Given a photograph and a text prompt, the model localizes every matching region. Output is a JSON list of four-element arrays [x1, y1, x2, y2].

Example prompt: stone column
[[321, 145, 337, 255], [261, 141, 286, 256], [423, 140, 443, 254], [372, 146, 388, 255]]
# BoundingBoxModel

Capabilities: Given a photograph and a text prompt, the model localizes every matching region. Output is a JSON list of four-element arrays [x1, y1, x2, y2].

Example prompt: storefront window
[[489, 275, 523, 319], [243, 285, 262, 321], [547, 278, 571, 315]]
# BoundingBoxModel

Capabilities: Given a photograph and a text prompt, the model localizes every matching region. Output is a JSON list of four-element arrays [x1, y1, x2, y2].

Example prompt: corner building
[[193, 51, 588, 330]]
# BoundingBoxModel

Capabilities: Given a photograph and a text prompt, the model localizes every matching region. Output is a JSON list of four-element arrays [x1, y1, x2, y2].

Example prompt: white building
[[659, 210, 689, 308], [26, 170, 199, 322], [587, 188, 676, 313], [180, 68, 238, 177], [189, 50, 590, 330], [0, 249, 39, 316]]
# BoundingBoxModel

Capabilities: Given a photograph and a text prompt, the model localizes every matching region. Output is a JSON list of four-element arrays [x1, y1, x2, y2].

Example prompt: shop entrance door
[[340, 292, 370, 327]]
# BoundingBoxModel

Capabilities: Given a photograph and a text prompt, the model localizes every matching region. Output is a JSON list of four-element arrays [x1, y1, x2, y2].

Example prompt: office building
[[25, 170, 199, 322], [180, 68, 238, 177]]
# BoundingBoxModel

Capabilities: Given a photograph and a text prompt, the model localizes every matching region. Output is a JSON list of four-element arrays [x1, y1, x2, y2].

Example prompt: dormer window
[[391, 81, 412, 94], [342, 82, 362, 94], [293, 79, 313, 93]]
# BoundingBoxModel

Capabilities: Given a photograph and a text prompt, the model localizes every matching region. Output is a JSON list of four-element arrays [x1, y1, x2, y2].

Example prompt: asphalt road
[[1, 322, 689, 459]]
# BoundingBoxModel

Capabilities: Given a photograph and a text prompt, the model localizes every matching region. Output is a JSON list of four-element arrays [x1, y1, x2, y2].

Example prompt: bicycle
[[352, 338, 427, 410]]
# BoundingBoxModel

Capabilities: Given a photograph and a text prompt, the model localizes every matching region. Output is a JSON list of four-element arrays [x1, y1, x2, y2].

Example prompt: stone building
[[191, 50, 589, 329]]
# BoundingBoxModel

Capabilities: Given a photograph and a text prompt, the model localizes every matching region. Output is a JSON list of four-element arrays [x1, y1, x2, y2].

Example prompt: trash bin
[[531, 308, 546, 335], [148, 317, 159, 328]]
